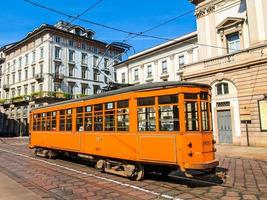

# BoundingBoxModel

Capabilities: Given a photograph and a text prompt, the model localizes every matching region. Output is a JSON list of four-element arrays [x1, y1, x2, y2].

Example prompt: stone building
[[115, 0, 267, 146], [0, 21, 124, 136]]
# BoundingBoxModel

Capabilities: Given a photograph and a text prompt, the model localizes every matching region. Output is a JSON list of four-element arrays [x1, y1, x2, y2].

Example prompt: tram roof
[[31, 81, 210, 111]]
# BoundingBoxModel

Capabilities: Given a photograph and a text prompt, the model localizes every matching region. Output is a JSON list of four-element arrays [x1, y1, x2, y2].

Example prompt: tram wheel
[[131, 163, 145, 181]]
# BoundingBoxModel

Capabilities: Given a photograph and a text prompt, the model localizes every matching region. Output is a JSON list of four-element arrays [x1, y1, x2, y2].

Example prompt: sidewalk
[[216, 144, 267, 161], [0, 172, 41, 200]]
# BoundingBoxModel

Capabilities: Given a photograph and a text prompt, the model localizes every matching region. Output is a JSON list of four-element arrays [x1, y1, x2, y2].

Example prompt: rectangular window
[[24, 85, 28, 95], [185, 102, 199, 131], [162, 60, 167, 73], [19, 57, 22, 68], [76, 107, 84, 131], [40, 47, 44, 60], [147, 65, 152, 78], [93, 68, 99, 81], [54, 36, 61, 43], [81, 53, 87, 65], [69, 65, 74, 77], [179, 55, 185, 67], [227, 32, 240, 54], [137, 97, 155, 106], [93, 85, 100, 94], [201, 102, 209, 131], [31, 84, 35, 93], [105, 102, 115, 131], [69, 50, 75, 62], [138, 97, 156, 131], [25, 54, 29, 65], [84, 106, 92, 131], [60, 109, 72, 131], [18, 70, 21, 82], [138, 107, 156, 131], [51, 111, 57, 131], [104, 58, 108, 68], [41, 113, 46, 131], [12, 73, 15, 84], [40, 64, 43, 75], [158, 95, 179, 131], [25, 68, 28, 80], [94, 104, 103, 131], [46, 112, 51, 131], [55, 47, 61, 59], [81, 84, 88, 95], [117, 100, 129, 131], [69, 40, 74, 47], [134, 68, 139, 81], [32, 51, 36, 63], [82, 67, 87, 79], [32, 67, 35, 77], [93, 56, 98, 67], [17, 87, 21, 96], [121, 73, 126, 83]]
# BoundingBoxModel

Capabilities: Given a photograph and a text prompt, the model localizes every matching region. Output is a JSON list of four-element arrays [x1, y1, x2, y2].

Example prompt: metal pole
[[246, 121, 250, 146]]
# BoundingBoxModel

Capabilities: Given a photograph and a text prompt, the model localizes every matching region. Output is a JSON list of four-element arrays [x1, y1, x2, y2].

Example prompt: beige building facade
[[116, 0, 267, 146], [0, 21, 123, 136]]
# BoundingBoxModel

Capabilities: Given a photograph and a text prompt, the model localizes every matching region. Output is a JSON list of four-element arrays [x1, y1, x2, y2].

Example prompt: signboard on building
[[259, 100, 267, 131]]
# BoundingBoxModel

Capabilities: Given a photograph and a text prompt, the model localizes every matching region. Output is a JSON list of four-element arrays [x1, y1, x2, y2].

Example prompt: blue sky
[[0, 0, 196, 55]]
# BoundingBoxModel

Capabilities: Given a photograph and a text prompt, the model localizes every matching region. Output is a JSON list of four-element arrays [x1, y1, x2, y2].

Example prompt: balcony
[[53, 73, 64, 82], [31, 91, 73, 100], [34, 73, 44, 82], [183, 44, 267, 79], [3, 84, 10, 91], [11, 95, 30, 103]]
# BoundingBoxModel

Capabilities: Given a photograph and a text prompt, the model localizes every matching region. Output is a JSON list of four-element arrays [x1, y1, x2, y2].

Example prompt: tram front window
[[185, 102, 199, 131]]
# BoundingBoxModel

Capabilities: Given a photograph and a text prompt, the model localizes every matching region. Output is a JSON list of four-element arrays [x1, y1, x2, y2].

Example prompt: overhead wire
[[23, 0, 263, 54], [1, 0, 105, 78]]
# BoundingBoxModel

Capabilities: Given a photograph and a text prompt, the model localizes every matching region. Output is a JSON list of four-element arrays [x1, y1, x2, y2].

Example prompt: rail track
[[0, 142, 238, 200]]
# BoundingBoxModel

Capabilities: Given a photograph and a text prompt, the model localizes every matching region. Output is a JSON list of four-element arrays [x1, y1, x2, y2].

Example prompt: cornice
[[194, 0, 240, 19]]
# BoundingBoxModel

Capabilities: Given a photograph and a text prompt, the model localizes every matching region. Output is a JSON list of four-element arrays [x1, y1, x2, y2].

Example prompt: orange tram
[[29, 82, 219, 180]]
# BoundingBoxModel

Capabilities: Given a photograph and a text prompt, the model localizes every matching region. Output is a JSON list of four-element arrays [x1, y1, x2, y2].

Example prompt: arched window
[[216, 83, 229, 95]]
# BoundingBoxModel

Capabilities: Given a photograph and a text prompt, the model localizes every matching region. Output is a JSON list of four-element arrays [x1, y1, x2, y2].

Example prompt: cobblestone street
[[0, 138, 266, 200]]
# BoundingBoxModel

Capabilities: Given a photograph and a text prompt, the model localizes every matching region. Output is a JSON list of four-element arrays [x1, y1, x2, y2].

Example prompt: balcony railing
[[53, 73, 64, 82], [0, 92, 73, 105], [3, 84, 10, 91], [34, 73, 44, 82], [31, 91, 73, 100]]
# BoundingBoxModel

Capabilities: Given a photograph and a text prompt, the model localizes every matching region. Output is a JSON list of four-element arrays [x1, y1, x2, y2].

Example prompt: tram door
[[217, 110, 232, 144]]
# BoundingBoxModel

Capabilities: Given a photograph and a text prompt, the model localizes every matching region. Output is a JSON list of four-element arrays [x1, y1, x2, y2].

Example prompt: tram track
[[0, 143, 234, 200], [0, 147, 179, 199]]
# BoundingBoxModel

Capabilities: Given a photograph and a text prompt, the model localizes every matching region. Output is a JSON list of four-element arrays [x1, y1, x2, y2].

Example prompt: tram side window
[[37, 114, 41, 131], [185, 102, 199, 131], [66, 109, 72, 131], [201, 102, 209, 131], [41, 113, 46, 131], [138, 97, 156, 131], [46, 112, 51, 131], [105, 102, 115, 131], [33, 114, 38, 131], [51, 111, 57, 131], [94, 104, 103, 131], [85, 106, 92, 131], [76, 107, 84, 131], [158, 95, 179, 131], [60, 110, 65, 131], [117, 100, 129, 131]]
